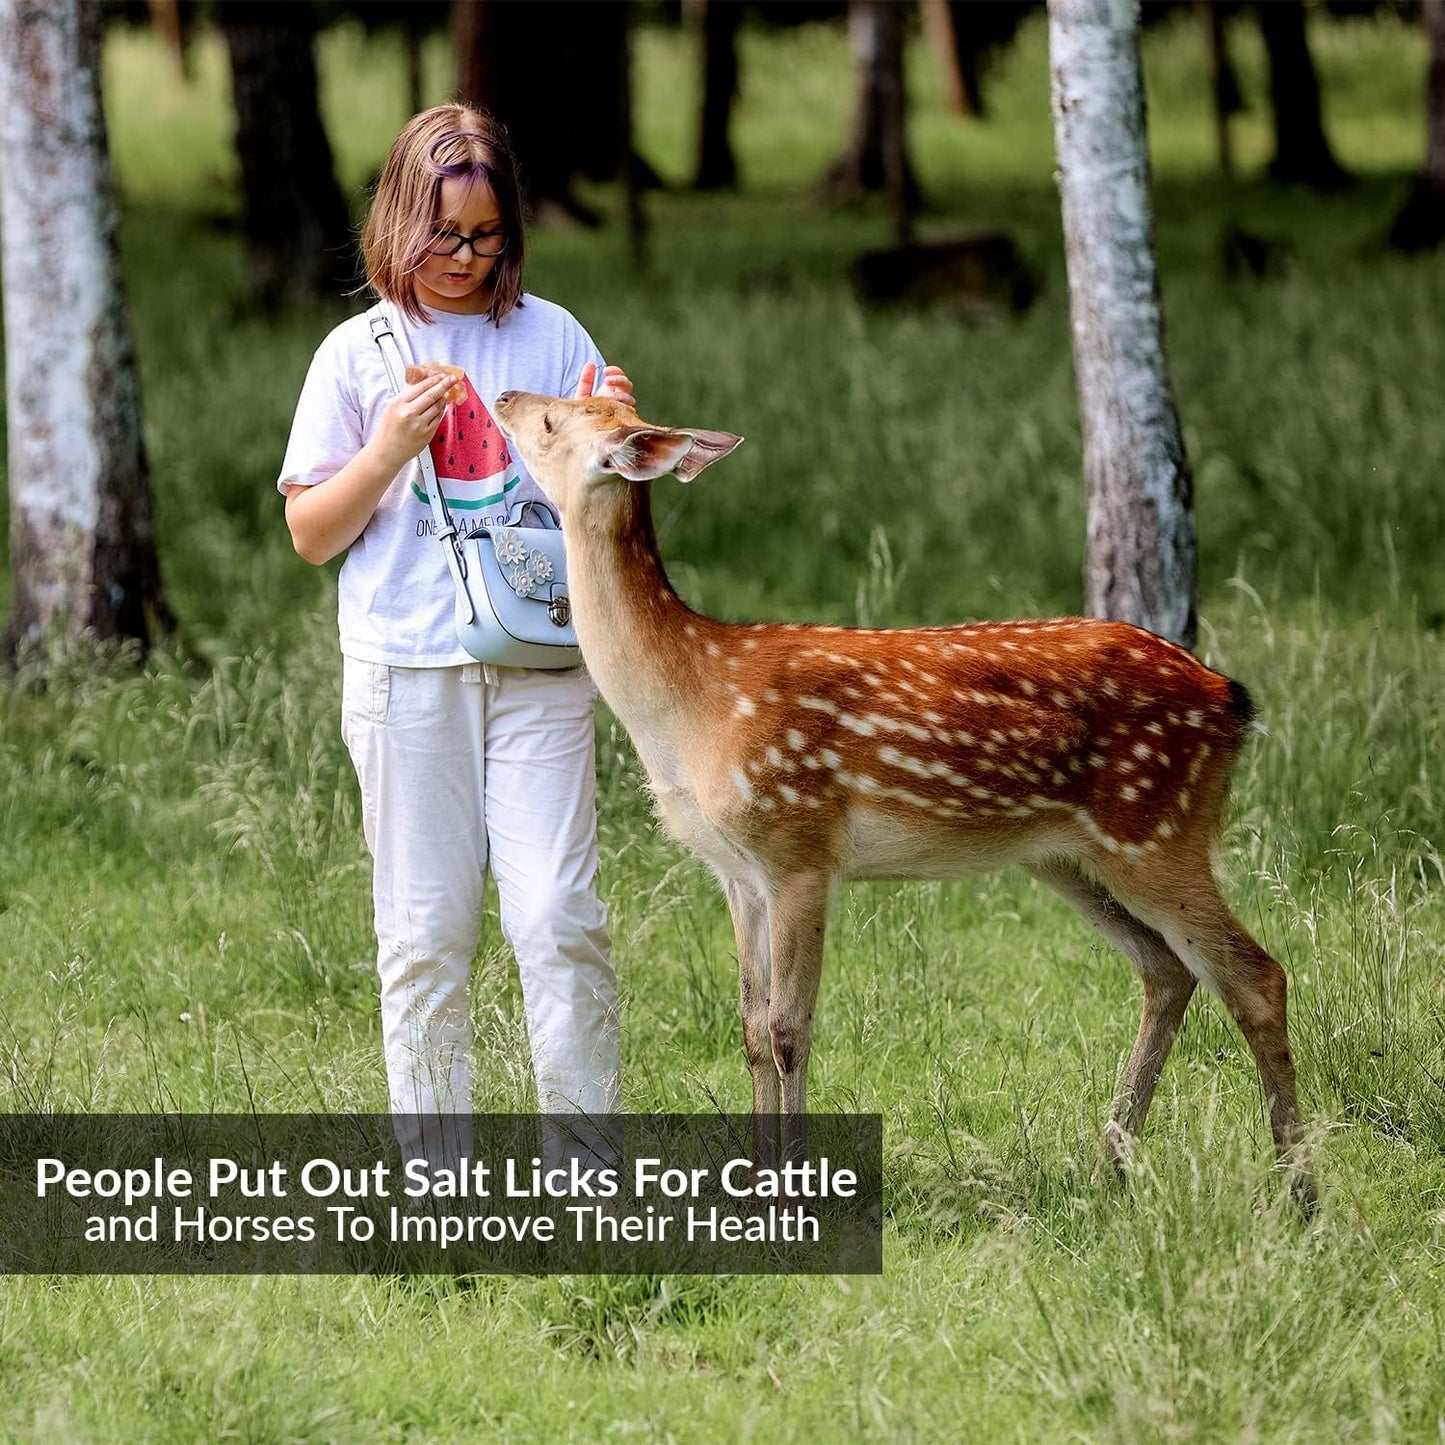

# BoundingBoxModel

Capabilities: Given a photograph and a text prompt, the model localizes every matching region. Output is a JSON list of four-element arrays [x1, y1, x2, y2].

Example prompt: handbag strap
[[367, 305, 475, 622]]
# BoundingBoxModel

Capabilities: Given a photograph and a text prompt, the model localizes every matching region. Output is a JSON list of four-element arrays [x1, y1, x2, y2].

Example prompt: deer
[[491, 390, 1315, 1211]]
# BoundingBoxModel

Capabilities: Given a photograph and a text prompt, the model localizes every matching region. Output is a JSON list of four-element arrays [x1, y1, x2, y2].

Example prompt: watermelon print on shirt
[[412, 378, 518, 522]]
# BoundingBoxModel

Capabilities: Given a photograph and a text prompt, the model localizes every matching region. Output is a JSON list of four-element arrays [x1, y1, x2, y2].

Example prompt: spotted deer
[[492, 390, 1313, 1207]]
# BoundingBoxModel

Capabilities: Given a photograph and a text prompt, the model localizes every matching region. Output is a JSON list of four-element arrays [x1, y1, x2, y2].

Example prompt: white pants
[[341, 658, 621, 1153]]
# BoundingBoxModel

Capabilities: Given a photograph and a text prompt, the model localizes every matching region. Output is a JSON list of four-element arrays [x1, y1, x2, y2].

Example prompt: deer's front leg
[[725, 878, 778, 1131], [766, 869, 832, 1163]]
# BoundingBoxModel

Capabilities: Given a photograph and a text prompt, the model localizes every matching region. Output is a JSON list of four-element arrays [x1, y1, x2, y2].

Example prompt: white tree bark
[[0, 0, 167, 658], [1048, 0, 1197, 648]]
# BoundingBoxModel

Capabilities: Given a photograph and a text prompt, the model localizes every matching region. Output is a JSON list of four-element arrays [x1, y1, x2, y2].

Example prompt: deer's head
[[492, 391, 743, 520]]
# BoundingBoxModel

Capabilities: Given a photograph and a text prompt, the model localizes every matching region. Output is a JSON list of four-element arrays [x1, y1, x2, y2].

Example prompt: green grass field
[[2, 10, 1444, 1440]]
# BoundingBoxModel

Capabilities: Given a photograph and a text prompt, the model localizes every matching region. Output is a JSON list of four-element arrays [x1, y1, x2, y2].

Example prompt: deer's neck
[[566, 482, 715, 753]]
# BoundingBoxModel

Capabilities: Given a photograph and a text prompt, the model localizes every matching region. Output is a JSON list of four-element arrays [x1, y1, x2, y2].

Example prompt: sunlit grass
[[1, 8, 1443, 1441]]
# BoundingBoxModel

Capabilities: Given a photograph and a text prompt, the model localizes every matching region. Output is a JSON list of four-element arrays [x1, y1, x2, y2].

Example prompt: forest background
[[0, 3, 1443, 1439]]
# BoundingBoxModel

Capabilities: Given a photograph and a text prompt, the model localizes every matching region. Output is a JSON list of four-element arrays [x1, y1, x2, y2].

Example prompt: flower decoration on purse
[[494, 529, 549, 598]]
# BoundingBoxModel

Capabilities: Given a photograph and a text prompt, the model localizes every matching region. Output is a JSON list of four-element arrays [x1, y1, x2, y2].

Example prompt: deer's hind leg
[[1093, 851, 1314, 1212], [1030, 857, 1197, 1170]]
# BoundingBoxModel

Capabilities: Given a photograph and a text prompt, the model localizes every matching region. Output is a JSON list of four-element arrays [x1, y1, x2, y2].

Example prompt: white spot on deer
[[765, 745, 784, 769], [778, 784, 800, 806], [1145, 721, 1165, 736], [1051, 691, 1070, 708], [1186, 710, 1204, 728], [1128, 648, 1146, 661], [736, 696, 756, 717], [731, 768, 753, 802], [743, 638, 758, 651], [1177, 788, 1192, 811], [819, 748, 842, 770], [801, 755, 821, 770], [786, 729, 806, 751], [726, 656, 739, 670], [1132, 742, 1153, 761], [755, 796, 775, 812], [798, 697, 838, 717], [1121, 784, 1139, 801], [684, 624, 697, 638], [839, 714, 877, 738], [1101, 679, 1120, 699], [1156, 820, 1175, 839], [764, 689, 782, 704], [1018, 679, 1037, 696]]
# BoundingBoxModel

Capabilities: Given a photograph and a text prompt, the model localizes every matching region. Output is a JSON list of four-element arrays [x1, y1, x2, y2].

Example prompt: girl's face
[[414, 175, 507, 315]]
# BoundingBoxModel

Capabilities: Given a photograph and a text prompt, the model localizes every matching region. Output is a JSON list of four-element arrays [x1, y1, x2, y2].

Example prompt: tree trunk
[[825, 0, 922, 215], [693, 0, 741, 189], [0, 0, 172, 663], [921, 0, 975, 117], [455, 0, 651, 227], [1390, 0, 1445, 252], [1256, 0, 1350, 190], [218, 1, 354, 308], [1048, 0, 1197, 650], [1199, 0, 1240, 178], [619, 0, 647, 268], [403, 7, 425, 118]]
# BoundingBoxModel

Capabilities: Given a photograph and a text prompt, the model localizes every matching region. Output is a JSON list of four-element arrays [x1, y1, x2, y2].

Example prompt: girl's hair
[[362, 104, 525, 326]]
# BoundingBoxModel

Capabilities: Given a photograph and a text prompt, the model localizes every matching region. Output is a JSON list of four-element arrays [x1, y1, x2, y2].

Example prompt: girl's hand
[[372, 374, 454, 471], [575, 361, 635, 408]]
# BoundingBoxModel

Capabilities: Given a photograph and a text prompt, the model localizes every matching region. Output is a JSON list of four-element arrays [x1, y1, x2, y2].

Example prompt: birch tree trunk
[[1048, 0, 1197, 649], [0, 0, 171, 663]]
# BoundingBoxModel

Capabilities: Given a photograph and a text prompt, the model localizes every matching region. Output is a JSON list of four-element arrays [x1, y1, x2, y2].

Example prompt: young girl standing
[[278, 105, 631, 1156]]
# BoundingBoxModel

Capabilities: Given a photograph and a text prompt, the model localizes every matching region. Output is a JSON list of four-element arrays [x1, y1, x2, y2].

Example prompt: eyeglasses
[[425, 228, 508, 259]]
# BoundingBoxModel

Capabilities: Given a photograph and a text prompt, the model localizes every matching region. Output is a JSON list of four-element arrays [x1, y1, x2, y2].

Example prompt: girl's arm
[[284, 373, 455, 565]]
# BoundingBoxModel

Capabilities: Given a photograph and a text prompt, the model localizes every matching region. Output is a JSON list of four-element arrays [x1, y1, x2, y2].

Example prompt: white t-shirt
[[277, 296, 605, 666]]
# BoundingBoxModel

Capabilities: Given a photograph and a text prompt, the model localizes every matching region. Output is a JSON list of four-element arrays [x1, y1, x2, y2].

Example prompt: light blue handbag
[[370, 309, 582, 670]]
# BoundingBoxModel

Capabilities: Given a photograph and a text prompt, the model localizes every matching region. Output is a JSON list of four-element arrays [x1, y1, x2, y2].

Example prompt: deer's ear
[[599, 427, 697, 482], [672, 429, 744, 482]]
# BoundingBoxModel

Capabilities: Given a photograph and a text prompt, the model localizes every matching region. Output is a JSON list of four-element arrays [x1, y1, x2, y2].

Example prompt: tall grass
[[0, 10, 1442, 1441]]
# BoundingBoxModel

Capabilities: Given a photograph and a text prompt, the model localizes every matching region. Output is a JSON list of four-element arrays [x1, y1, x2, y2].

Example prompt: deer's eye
[[543, 414, 554, 434]]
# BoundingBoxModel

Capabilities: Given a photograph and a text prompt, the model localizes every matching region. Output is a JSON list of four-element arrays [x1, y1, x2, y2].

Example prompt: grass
[[1, 8, 1444, 1441]]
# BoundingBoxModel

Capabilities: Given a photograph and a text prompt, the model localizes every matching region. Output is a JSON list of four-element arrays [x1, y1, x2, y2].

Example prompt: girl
[[277, 105, 630, 1159]]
